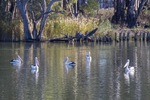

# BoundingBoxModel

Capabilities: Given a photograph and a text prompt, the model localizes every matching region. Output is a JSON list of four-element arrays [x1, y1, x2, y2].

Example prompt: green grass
[[44, 17, 99, 38], [0, 20, 23, 41]]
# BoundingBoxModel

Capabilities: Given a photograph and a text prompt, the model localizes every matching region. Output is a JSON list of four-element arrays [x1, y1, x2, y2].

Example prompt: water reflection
[[11, 63, 22, 73], [31, 69, 39, 85], [0, 42, 150, 100], [124, 72, 130, 86], [64, 64, 75, 74]]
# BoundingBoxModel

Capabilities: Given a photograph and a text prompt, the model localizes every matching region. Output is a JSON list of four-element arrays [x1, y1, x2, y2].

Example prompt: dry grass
[[44, 17, 99, 38], [0, 20, 23, 41]]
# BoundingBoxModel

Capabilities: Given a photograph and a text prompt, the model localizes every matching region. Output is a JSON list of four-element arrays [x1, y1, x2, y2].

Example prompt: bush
[[44, 17, 99, 38], [0, 20, 23, 41]]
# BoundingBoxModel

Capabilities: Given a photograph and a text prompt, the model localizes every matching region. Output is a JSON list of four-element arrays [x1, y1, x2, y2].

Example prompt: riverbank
[[0, 28, 150, 43], [0, 8, 150, 42]]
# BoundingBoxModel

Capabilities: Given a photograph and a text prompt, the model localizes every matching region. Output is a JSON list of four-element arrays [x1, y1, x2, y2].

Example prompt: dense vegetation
[[0, 0, 150, 41]]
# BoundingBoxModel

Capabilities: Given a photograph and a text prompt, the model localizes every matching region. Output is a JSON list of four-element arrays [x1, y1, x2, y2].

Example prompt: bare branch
[[42, 0, 46, 12], [38, 3, 43, 13], [29, 8, 35, 23], [46, 0, 60, 13]]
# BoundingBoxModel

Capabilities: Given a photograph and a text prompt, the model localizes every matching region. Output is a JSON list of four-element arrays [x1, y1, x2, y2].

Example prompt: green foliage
[[80, 0, 99, 17], [138, 7, 150, 27], [0, 20, 23, 41], [98, 9, 114, 22], [44, 17, 98, 38], [93, 9, 114, 36], [97, 19, 112, 36], [51, 1, 62, 12], [68, 0, 78, 4]]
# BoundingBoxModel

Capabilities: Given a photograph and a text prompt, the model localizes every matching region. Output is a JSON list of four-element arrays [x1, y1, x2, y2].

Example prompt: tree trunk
[[113, 0, 147, 28], [17, 0, 61, 41], [127, 0, 136, 28], [63, 0, 68, 10], [16, 0, 32, 40], [135, 0, 147, 21], [32, 22, 37, 39], [112, 0, 125, 24], [37, 0, 58, 40], [22, 14, 32, 40], [72, 3, 78, 17], [37, 15, 47, 40], [127, 0, 147, 28], [9, 1, 16, 20]]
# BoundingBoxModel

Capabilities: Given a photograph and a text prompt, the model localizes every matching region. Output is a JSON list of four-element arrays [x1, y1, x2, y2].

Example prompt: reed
[[44, 17, 99, 38], [0, 20, 23, 41]]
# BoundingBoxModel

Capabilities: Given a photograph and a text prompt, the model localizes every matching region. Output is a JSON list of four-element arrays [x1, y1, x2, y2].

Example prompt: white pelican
[[86, 51, 92, 62], [124, 59, 134, 74], [64, 57, 76, 67], [10, 55, 23, 66], [31, 57, 39, 73]]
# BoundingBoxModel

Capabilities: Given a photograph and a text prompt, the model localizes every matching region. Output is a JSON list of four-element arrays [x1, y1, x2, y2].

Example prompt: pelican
[[31, 57, 39, 73], [10, 55, 23, 65], [64, 57, 76, 67], [124, 59, 134, 74], [86, 51, 92, 62]]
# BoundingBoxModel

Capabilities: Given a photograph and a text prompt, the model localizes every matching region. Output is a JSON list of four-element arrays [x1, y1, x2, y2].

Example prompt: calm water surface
[[0, 42, 150, 100]]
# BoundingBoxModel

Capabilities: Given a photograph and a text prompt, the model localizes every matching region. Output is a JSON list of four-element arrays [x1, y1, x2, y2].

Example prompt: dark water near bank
[[0, 42, 150, 100]]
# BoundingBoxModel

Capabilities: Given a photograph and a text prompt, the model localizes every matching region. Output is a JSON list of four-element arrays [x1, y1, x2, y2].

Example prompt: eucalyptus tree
[[16, 0, 61, 41], [112, 0, 147, 28], [127, 0, 147, 27]]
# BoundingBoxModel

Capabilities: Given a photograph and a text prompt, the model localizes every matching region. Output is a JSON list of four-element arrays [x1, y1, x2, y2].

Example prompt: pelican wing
[[68, 62, 76, 65]]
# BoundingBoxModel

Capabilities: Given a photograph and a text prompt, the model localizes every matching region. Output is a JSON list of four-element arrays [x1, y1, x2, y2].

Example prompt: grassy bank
[[44, 17, 99, 38], [0, 8, 150, 42]]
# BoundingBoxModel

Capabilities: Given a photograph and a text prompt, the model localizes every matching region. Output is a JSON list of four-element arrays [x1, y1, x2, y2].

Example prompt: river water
[[0, 42, 150, 100]]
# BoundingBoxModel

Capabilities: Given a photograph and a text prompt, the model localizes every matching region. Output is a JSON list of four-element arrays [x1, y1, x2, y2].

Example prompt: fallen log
[[49, 28, 98, 42], [49, 38, 69, 42], [74, 28, 98, 41], [49, 35, 73, 42], [84, 28, 98, 38]]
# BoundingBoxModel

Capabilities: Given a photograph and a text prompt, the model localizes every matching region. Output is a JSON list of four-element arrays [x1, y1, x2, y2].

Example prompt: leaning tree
[[16, 0, 61, 41]]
